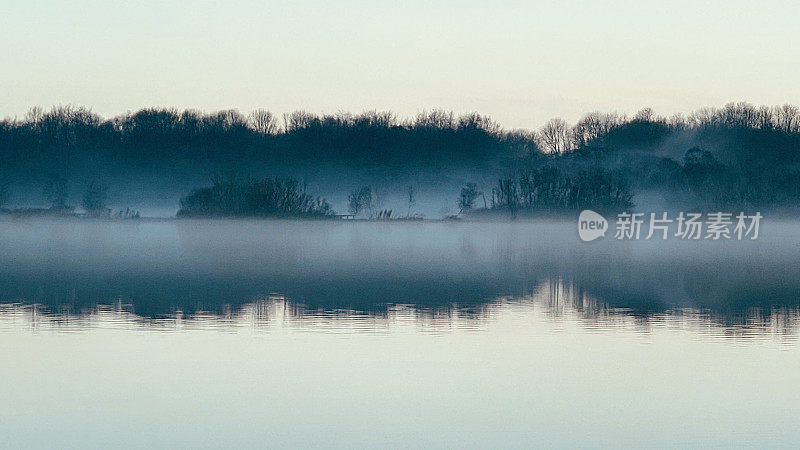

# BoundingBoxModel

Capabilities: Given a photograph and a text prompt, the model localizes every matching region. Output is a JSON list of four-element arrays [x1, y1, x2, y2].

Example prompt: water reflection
[[4, 219, 800, 449], [1, 218, 799, 341], [2, 279, 798, 342]]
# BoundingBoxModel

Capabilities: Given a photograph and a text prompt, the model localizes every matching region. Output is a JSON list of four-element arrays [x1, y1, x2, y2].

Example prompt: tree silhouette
[[539, 118, 571, 153], [348, 186, 374, 218], [458, 183, 479, 213], [82, 181, 108, 215], [44, 175, 69, 209]]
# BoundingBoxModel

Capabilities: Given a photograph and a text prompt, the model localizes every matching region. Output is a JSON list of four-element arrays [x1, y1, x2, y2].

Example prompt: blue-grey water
[[1, 218, 799, 449]]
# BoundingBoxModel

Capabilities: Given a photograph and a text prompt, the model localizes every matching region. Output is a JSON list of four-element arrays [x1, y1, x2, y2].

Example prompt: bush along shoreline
[[177, 176, 334, 218]]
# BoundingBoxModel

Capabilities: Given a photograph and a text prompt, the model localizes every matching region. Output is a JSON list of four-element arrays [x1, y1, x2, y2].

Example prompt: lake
[[1, 218, 799, 448]]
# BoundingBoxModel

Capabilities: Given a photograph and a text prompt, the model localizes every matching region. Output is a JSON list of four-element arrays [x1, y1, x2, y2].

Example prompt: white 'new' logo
[[578, 210, 607, 241]]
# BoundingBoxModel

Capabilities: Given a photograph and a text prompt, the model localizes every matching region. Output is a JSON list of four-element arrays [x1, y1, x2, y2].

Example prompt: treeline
[[534, 103, 800, 154], [3, 102, 800, 212], [0, 106, 525, 172], [3, 102, 799, 161], [504, 103, 800, 210], [3, 102, 800, 165]]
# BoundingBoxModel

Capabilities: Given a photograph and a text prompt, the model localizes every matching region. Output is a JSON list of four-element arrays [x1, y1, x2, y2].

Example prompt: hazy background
[[2, 0, 800, 128]]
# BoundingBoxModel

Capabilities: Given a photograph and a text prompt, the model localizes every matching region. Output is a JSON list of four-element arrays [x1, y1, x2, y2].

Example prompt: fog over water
[[0, 217, 798, 332], [2, 218, 800, 448]]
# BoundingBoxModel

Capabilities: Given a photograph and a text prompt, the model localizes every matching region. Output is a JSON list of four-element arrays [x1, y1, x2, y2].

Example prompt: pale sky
[[2, 0, 799, 129]]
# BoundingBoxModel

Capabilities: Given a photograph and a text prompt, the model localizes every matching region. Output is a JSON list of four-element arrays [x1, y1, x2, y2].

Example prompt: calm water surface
[[1, 218, 799, 448]]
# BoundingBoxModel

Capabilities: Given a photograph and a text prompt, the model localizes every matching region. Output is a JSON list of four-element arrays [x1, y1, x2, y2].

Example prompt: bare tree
[[774, 104, 800, 132], [688, 107, 716, 127], [414, 110, 455, 129], [214, 109, 246, 130], [755, 106, 773, 129], [247, 109, 279, 135], [348, 186, 374, 218], [458, 183, 480, 213], [44, 175, 69, 209], [355, 110, 395, 128], [633, 107, 655, 122], [283, 111, 319, 133], [457, 112, 501, 134], [24, 106, 44, 128], [571, 112, 624, 148], [406, 185, 416, 217], [719, 102, 759, 127], [539, 118, 571, 153], [82, 181, 108, 215]]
